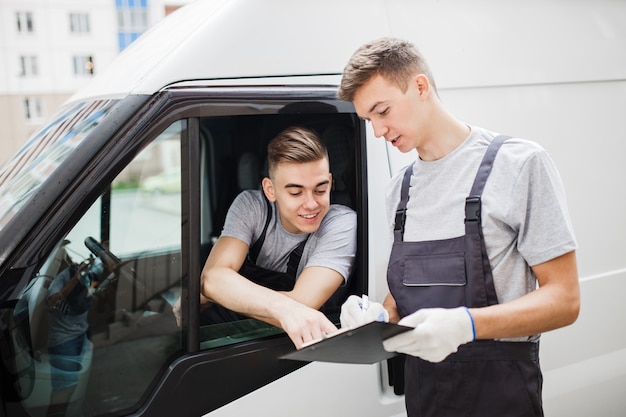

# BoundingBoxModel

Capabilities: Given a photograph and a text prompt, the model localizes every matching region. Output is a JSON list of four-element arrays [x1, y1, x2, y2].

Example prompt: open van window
[[195, 111, 360, 350]]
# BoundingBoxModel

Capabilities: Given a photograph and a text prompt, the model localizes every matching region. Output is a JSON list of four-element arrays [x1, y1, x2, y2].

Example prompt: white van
[[0, 1, 624, 416]]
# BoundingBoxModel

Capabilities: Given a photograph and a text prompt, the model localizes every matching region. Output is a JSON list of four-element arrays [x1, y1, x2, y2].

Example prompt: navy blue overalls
[[387, 136, 543, 417]]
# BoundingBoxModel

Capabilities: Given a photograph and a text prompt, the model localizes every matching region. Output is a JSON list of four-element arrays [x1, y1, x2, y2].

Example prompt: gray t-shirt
[[221, 190, 357, 281], [385, 126, 577, 341]]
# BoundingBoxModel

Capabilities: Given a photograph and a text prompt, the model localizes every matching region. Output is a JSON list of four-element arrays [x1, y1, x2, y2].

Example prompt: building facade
[[0, 0, 190, 167]]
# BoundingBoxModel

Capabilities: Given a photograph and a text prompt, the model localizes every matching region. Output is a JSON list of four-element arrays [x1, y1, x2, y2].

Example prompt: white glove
[[340, 295, 389, 329], [383, 307, 475, 363]]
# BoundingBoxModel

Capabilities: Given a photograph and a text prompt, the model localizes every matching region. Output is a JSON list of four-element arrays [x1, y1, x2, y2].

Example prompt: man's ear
[[262, 177, 276, 202], [414, 73, 431, 97]]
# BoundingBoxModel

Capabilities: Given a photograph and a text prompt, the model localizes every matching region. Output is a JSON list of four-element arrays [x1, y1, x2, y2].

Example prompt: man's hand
[[172, 297, 182, 327], [75, 261, 92, 287], [172, 294, 214, 327], [340, 295, 389, 329], [383, 307, 475, 362], [278, 302, 338, 349]]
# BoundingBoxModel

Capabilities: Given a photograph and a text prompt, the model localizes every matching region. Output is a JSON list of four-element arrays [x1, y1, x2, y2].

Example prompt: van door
[[146, 86, 368, 416], [0, 85, 383, 417]]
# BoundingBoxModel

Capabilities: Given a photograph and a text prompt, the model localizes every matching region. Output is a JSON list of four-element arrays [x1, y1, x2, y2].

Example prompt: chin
[[296, 220, 321, 234], [299, 224, 320, 234]]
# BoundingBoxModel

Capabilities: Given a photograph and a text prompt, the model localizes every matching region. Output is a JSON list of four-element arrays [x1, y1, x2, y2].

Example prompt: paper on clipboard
[[280, 321, 413, 364]]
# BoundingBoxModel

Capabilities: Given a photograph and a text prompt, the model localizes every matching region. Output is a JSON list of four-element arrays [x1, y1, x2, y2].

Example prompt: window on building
[[16, 11, 34, 33], [116, 0, 149, 51], [72, 56, 94, 76], [19, 56, 39, 77], [117, 32, 141, 50], [24, 97, 43, 122], [70, 13, 90, 33]]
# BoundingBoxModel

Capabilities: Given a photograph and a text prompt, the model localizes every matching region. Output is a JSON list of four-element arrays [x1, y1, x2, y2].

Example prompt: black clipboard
[[280, 321, 412, 364]]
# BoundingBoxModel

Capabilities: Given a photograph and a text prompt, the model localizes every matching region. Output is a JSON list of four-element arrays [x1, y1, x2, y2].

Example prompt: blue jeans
[[48, 335, 85, 390]]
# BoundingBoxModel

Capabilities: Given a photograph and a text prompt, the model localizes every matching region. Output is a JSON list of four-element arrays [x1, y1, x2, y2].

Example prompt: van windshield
[[0, 99, 117, 231]]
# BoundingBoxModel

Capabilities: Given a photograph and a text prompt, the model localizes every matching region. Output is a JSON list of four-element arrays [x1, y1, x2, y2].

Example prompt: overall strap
[[286, 235, 310, 278], [464, 135, 511, 308], [248, 197, 273, 264], [248, 197, 310, 278], [465, 135, 511, 223], [395, 135, 510, 240], [394, 164, 414, 242]]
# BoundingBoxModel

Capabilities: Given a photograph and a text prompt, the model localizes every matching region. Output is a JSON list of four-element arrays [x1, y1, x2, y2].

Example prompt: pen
[[361, 294, 369, 313]]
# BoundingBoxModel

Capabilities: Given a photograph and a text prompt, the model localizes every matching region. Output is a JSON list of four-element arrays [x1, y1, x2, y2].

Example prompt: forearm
[[471, 251, 580, 339], [55, 272, 81, 299], [280, 266, 344, 311], [202, 266, 295, 324], [202, 265, 337, 348], [471, 285, 579, 339]]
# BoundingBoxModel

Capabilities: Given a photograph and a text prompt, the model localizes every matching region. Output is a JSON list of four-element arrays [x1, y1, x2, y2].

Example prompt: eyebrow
[[368, 100, 385, 114], [284, 179, 330, 189]]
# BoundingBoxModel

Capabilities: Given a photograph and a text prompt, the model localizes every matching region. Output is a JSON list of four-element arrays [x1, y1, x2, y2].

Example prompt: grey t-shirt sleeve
[[303, 205, 357, 282], [499, 145, 577, 266], [220, 190, 267, 245]]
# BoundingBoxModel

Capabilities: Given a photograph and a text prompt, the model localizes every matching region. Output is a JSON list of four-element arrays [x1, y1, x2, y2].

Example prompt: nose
[[302, 191, 319, 210], [371, 119, 388, 139]]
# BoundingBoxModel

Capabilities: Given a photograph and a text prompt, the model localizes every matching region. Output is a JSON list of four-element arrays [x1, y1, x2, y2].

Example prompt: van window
[[8, 122, 183, 416], [196, 112, 359, 350], [0, 100, 117, 231]]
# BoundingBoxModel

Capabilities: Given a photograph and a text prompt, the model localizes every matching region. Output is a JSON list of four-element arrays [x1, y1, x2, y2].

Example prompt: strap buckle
[[465, 196, 481, 222], [394, 208, 406, 234]]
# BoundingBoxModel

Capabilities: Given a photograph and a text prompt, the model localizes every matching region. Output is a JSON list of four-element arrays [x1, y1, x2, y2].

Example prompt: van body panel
[[70, 0, 626, 103], [205, 361, 406, 417]]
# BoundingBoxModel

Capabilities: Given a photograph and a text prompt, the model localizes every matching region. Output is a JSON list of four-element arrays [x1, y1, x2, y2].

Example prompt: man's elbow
[[565, 292, 581, 326], [559, 286, 581, 328], [200, 268, 215, 299]]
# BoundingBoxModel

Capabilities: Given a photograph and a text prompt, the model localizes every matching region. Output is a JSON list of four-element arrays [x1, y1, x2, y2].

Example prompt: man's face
[[262, 158, 331, 234], [352, 73, 425, 153]]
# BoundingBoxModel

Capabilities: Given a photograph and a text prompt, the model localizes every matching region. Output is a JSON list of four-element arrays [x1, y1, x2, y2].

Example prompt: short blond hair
[[267, 127, 328, 179], [338, 37, 437, 102]]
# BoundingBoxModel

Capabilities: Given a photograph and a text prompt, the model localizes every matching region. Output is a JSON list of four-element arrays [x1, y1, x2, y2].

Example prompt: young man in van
[[338, 38, 580, 416], [197, 126, 356, 349]]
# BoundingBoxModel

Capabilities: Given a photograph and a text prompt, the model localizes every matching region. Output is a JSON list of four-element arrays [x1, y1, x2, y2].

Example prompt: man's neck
[[416, 109, 470, 161]]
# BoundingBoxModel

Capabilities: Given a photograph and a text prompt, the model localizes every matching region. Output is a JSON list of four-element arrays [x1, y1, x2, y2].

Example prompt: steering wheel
[[83, 237, 125, 298], [84, 237, 122, 270]]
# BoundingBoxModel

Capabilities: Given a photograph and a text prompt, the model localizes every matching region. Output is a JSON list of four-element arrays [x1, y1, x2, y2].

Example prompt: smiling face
[[262, 158, 331, 234], [352, 73, 431, 154]]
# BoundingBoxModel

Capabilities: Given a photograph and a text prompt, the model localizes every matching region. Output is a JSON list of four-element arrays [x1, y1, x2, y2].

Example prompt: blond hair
[[338, 37, 437, 102], [267, 126, 328, 179]]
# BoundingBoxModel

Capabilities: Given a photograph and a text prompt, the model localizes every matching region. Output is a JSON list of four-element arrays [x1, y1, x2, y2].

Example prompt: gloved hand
[[383, 307, 475, 363], [340, 295, 389, 329]]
